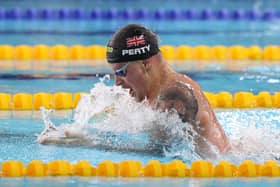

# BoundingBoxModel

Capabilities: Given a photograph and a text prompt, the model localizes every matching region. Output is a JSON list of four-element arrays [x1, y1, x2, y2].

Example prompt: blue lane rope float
[[0, 8, 279, 20]]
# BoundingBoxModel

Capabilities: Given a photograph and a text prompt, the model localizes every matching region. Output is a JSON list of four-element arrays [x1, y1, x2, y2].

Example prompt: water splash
[[216, 109, 280, 164], [38, 77, 280, 164], [38, 77, 201, 160], [37, 108, 62, 142]]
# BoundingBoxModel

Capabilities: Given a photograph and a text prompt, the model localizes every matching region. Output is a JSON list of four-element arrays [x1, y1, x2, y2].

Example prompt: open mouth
[[129, 88, 135, 97]]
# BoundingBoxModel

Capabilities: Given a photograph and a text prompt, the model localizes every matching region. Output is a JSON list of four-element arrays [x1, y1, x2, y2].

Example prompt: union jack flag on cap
[[107, 24, 160, 63], [126, 35, 145, 48]]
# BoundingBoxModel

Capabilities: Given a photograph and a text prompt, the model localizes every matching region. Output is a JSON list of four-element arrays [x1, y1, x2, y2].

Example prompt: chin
[[135, 95, 145, 102], [135, 98, 142, 102]]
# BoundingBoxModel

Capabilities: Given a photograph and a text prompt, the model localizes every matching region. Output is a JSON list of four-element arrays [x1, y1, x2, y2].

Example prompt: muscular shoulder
[[157, 81, 198, 123]]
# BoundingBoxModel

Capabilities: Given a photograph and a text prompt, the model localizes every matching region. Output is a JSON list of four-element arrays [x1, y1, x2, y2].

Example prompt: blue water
[[1, 20, 280, 46], [1, 108, 280, 186], [1, 0, 280, 11], [1, 108, 280, 164], [1, 107, 280, 187], [0, 177, 280, 187], [1, 1, 280, 186], [0, 177, 279, 187], [0, 113, 164, 164], [0, 70, 279, 94]]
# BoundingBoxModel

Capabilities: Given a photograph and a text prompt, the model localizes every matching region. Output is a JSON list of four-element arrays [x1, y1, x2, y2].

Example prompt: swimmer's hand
[[39, 136, 89, 146], [38, 126, 88, 144], [64, 128, 86, 138]]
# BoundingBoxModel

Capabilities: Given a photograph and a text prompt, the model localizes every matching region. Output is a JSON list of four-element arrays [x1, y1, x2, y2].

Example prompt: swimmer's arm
[[39, 136, 162, 155]]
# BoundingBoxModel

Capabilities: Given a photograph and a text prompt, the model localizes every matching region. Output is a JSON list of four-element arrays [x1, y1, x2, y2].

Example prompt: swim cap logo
[[122, 45, 150, 56], [107, 46, 113, 53], [126, 35, 145, 48], [122, 35, 149, 56]]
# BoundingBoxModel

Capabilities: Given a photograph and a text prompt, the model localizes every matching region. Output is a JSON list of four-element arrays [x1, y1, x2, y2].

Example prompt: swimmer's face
[[111, 60, 149, 102]]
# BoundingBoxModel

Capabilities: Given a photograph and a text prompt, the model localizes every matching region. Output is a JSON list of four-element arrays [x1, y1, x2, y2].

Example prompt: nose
[[115, 75, 124, 86]]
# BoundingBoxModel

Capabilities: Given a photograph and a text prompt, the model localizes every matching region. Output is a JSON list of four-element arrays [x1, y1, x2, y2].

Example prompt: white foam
[[216, 109, 280, 164], [267, 78, 280, 83], [38, 77, 280, 163]]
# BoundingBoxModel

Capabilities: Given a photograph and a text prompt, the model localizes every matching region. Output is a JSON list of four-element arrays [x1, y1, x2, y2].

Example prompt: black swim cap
[[106, 24, 160, 63]]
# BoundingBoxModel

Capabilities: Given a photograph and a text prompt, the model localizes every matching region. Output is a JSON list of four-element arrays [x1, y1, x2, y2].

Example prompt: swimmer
[[40, 24, 231, 157]]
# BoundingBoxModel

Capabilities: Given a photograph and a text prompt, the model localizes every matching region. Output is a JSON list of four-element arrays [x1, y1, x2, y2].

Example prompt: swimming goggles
[[114, 60, 146, 77], [115, 63, 130, 77]]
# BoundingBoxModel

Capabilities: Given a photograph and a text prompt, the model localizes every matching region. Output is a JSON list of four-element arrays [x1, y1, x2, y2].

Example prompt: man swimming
[[40, 24, 231, 157]]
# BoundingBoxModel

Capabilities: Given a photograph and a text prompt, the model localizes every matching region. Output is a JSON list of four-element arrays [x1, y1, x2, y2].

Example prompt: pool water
[[1, 20, 280, 46], [1, 68, 279, 93], [1, 108, 280, 165], [1, 70, 280, 171], [2, 0, 280, 10], [0, 177, 280, 187], [1, 1, 280, 186], [1, 65, 280, 166]]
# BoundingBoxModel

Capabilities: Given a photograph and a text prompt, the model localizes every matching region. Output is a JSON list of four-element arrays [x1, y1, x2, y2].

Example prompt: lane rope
[[1, 159, 279, 177], [0, 8, 279, 21], [1, 45, 280, 61], [0, 91, 279, 110]]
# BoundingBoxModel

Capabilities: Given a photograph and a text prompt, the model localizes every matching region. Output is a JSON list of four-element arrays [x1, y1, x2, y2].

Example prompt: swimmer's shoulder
[[161, 79, 197, 101], [157, 80, 198, 123]]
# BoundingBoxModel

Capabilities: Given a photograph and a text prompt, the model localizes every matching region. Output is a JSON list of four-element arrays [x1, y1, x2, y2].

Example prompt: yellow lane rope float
[[0, 159, 279, 177], [0, 45, 280, 61], [0, 91, 279, 110]]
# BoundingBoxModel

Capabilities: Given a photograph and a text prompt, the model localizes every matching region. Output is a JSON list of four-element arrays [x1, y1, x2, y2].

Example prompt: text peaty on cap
[[106, 24, 160, 63]]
